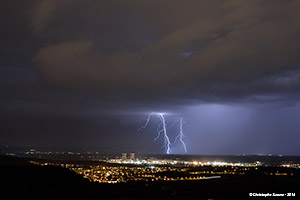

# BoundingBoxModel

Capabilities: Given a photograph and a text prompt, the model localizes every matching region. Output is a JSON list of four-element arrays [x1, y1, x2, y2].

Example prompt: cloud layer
[[1, 0, 300, 153], [30, 0, 300, 104]]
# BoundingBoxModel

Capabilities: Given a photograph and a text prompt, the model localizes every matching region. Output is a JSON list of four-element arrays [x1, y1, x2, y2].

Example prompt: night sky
[[1, 0, 300, 155]]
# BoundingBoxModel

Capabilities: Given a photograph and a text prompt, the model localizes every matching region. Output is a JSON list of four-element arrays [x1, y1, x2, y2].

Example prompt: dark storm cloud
[[2, 0, 300, 154], [0, 66, 39, 85], [29, 0, 300, 105], [0, 0, 40, 66]]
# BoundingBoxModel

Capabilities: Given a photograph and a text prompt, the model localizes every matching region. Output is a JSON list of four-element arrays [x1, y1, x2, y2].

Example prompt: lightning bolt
[[157, 113, 171, 154], [137, 112, 154, 132], [138, 112, 171, 154], [154, 123, 163, 141], [172, 117, 187, 153], [138, 112, 187, 154]]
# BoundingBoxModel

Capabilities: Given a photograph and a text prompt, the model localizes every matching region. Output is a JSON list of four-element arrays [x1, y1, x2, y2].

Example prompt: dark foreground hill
[[0, 155, 299, 200]]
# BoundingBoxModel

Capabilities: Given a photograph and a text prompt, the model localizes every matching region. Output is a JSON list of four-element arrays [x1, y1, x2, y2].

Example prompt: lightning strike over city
[[172, 117, 187, 154], [138, 113, 187, 154], [1, 1, 300, 199]]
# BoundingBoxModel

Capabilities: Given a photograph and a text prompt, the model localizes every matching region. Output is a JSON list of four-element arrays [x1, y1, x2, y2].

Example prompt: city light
[[27, 153, 300, 184]]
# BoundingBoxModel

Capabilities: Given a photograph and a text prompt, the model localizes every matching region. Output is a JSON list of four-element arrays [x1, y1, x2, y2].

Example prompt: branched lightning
[[138, 112, 187, 154], [158, 113, 171, 154], [154, 123, 163, 141], [137, 112, 154, 132], [172, 118, 187, 153]]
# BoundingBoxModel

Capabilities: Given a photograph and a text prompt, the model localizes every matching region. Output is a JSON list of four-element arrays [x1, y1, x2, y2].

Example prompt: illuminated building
[[122, 153, 127, 160], [129, 153, 135, 160]]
